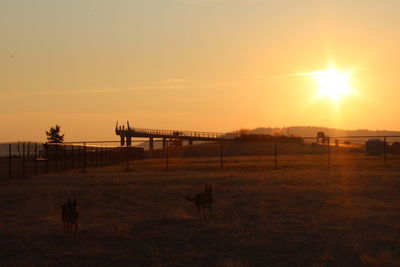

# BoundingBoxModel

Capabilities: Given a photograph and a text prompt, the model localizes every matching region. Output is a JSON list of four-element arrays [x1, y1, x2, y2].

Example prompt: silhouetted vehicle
[[365, 139, 386, 155], [168, 131, 184, 146], [390, 141, 400, 154]]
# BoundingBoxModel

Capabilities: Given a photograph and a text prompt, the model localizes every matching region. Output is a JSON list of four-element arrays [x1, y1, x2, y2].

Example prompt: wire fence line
[[1, 135, 399, 179]]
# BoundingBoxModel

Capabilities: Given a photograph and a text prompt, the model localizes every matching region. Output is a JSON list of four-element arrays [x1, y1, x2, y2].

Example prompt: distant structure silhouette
[[115, 121, 236, 150], [316, 132, 327, 144]]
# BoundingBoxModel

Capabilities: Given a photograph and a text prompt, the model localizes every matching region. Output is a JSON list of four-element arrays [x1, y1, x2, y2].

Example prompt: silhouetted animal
[[61, 198, 79, 235], [186, 185, 213, 219]]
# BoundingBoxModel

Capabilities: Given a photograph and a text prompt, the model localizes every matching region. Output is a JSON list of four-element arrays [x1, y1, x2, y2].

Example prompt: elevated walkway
[[115, 122, 237, 148]]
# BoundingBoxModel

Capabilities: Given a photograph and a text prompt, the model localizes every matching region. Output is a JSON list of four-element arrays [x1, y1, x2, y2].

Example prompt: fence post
[[327, 136, 331, 169], [105, 147, 108, 165], [95, 147, 98, 167], [384, 136, 387, 168], [91, 146, 94, 167], [120, 146, 123, 169], [113, 147, 115, 164], [55, 145, 58, 173], [274, 136, 278, 169], [101, 147, 103, 165], [22, 142, 26, 177], [104, 147, 107, 165], [106, 147, 109, 165], [63, 145, 67, 170], [82, 142, 87, 173], [86, 146, 93, 168], [71, 145, 74, 169], [77, 145, 81, 169], [116, 146, 119, 164], [115, 147, 118, 164], [8, 144, 12, 179], [126, 144, 130, 171], [220, 140, 224, 170], [98, 147, 101, 166], [101, 147, 104, 166], [166, 140, 169, 171], [105, 147, 111, 165], [34, 143, 38, 175], [45, 143, 49, 173]]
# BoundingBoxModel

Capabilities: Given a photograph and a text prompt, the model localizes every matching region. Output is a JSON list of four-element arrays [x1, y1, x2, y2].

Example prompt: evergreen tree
[[46, 125, 64, 143]]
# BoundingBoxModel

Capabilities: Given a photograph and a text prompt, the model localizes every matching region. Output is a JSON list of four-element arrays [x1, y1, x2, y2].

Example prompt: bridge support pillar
[[188, 140, 193, 146], [120, 135, 125, 146], [126, 136, 132, 147], [162, 138, 167, 149], [149, 137, 154, 151]]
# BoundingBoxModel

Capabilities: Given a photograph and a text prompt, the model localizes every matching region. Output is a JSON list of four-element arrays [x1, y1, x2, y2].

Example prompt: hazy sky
[[1, 0, 400, 141]]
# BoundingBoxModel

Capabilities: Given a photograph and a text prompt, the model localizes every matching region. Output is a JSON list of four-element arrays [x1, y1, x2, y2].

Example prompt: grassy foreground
[[1, 154, 400, 266]]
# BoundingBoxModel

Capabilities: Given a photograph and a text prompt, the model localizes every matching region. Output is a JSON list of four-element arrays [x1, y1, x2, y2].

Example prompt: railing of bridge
[[128, 127, 239, 140]]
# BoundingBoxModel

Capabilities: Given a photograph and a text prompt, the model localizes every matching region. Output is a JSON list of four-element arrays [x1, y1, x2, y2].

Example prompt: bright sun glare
[[311, 68, 352, 103]]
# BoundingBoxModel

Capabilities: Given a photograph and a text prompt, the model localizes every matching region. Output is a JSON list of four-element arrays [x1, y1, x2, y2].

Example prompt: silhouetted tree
[[17, 142, 35, 157], [46, 125, 64, 143], [238, 128, 251, 137]]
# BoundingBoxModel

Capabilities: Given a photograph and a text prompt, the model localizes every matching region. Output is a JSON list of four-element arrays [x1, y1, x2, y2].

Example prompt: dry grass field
[[1, 153, 400, 266]]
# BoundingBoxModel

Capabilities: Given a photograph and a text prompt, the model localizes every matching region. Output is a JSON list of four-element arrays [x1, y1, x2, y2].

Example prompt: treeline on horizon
[[229, 126, 400, 138]]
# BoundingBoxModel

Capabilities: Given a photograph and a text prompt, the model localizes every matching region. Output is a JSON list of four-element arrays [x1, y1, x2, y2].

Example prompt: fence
[[0, 142, 143, 179], [1, 135, 399, 178]]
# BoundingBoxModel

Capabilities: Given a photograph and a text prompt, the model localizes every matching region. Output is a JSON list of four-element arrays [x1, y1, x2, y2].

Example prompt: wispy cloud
[[177, 0, 224, 3], [260, 67, 365, 79], [36, 85, 190, 96], [34, 78, 193, 96], [37, 88, 117, 96], [159, 79, 190, 84], [264, 73, 304, 78], [0, 85, 191, 97], [255, 72, 311, 80], [1, 77, 198, 97]]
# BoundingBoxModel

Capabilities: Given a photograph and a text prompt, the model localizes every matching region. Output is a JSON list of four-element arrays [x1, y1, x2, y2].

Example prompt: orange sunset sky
[[1, 0, 399, 142]]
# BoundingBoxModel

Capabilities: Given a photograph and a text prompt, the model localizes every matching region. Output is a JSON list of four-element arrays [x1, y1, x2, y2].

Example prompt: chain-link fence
[[0, 142, 143, 178], [1, 136, 399, 178]]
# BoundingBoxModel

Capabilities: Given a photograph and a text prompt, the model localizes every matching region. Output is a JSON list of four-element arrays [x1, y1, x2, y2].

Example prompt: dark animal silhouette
[[186, 185, 213, 219], [61, 198, 79, 235]]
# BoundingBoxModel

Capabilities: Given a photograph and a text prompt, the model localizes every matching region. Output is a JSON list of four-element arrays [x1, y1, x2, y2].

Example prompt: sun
[[311, 68, 352, 103]]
